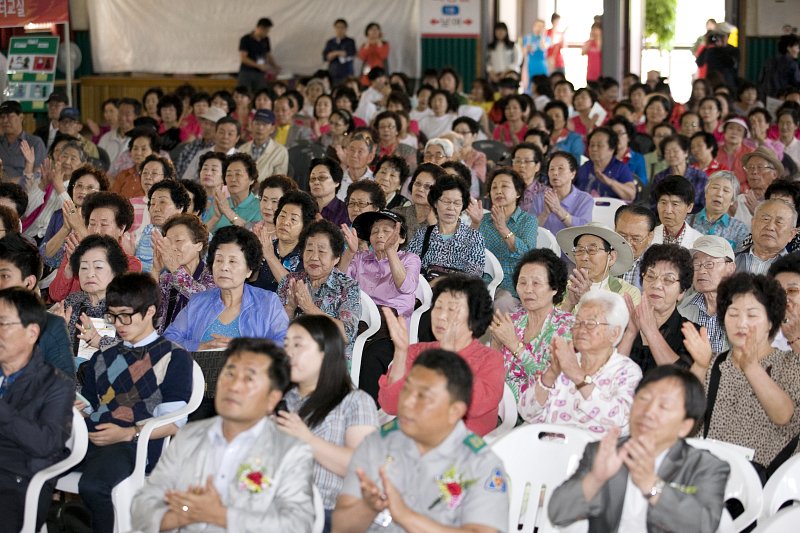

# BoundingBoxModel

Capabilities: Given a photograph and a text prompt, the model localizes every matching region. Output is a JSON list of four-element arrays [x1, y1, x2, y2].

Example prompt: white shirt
[[337, 167, 374, 201], [784, 137, 800, 169], [733, 194, 753, 228], [617, 450, 668, 533], [651, 223, 702, 249], [205, 417, 267, 501], [98, 128, 129, 169]]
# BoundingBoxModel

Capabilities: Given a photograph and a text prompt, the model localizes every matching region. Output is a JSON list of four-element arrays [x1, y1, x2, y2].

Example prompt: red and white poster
[[420, 0, 480, 38], [0, 0, 68, 28]]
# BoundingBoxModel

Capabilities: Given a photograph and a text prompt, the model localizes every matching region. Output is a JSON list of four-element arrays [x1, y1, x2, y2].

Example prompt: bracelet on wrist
[[512, 341, 525, 357], [503, 231, 514, 241], [537, 374, 556, 391]]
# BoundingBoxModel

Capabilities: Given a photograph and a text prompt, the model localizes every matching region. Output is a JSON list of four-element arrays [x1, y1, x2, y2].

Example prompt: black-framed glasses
[[105, 312, 137, 326]]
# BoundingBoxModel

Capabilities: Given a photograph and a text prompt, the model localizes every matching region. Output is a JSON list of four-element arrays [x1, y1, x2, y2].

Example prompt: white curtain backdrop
[[87, 0, 420, 77]]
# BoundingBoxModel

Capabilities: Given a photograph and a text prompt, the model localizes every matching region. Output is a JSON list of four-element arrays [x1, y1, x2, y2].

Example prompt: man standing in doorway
[[238, 18, 281, 93]]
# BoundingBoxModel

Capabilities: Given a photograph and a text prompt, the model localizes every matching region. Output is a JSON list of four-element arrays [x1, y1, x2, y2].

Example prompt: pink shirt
[[346, 251, 421, 320], [378, 339, 505, 436]]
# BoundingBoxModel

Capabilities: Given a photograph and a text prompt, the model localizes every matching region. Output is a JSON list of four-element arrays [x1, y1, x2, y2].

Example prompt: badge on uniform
[[484, 467, 507, 493]]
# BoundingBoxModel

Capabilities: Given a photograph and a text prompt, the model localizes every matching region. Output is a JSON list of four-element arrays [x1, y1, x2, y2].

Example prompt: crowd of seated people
[[1, 20, 799, 533]]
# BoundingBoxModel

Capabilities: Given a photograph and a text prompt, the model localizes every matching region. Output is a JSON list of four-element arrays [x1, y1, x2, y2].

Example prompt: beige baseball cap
[[691, 235, 734, 261]]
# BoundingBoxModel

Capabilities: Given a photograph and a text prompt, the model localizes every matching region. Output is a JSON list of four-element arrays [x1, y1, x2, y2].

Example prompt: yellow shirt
[[274, 124, 290, 146]]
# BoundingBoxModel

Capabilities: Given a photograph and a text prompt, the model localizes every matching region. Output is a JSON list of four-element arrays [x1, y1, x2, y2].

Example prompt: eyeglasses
[[783, 286, 800, 298], [617, 232, 648, 245], [424, 152, 447, 161], [573, 245, 609, 256], [573, 319, 610, 330], [413, 181, 434, 190], [437, 199, 462, 209], [104, 312, 138, 326], [73, 183, 100, 193], [347, 201, 373, 209], [745, 165, 775, 173], [512, 158, 536, 165], [692, 259, 728, 271], [642, 271, 680, 286]]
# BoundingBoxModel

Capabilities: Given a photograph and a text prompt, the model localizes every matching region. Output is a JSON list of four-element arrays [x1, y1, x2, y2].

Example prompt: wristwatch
[[647, 478, 665, 499], [575, 374, 594, 389]]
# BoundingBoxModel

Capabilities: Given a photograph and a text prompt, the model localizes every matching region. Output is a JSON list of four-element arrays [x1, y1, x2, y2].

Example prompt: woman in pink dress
[[582, 23, 602, 82]]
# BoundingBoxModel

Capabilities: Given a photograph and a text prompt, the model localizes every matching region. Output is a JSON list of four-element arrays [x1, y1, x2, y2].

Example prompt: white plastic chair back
[[537, 228, 562, 256], [484, 383, 517, 444], [592, 197, 628, 229], [312, 485, 325, 533], [753, 505, 800, 532], [761, 454, 800, 520], [350, 290, 381, 388], [492, 423, 594, 533], [409, 275, 432, 345], [484, 249, 504, 300], [22, 408, 89, 533], [687, 438, 764, 532], [57, 361, 205, 533]]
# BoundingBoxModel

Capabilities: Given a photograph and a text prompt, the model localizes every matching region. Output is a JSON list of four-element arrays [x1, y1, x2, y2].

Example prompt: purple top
[[575, 157, 634, 199], [520, 179, 546, 215], [346, 250, 421, 319], [531, 186, 595, 235], [321, 197, 350, 226]]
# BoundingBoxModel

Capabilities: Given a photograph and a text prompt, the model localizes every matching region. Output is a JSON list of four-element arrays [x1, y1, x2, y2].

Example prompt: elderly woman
[[312, 93, 334, 138], [197, 151, 227, 222], [52, 234, 129, 357], [490, 249, 575, 400], [617, 244, 695, 374], [575, 127, 636, 201], [532, 151, 593, 235], [608, 116, 648, 185], [344, 180, 384, 226], [511, 142, 545, 213], [206, 153, 262, 232], [406, 174, 485, 281], [374, 110, 417, 172], [310, 157, 349, 227], [517, 290, 643, 437], [379, 274, 505, 436], [652, 135, 708, 213], [128, 154, 175, 239], [545, 100, 585, 163], [568, 88, 599, 141], [278, 315, 377, 528], [421, 137, 454, 167], [717, 117, 755, 193], [374, 155, 410, 210], [164, 225, 288, 351], [556, 222, 640, 313], [152, 213, 215, 333], [41, 165, 109, 269], [134, 180, 190, 272], [252, 174, 298, 235], [318, 109, 355, 162], [689, 171, 749, 250], [419, 89, 458, 140], [493, 94, 530, 147], [251, 190, 318, 293], [469, 168, 538, 311], [392, 163, 444, 242], [638, 94, 672, 137], [686, 273, 800, 479], [277, 220, 361, 359], [109, 127, 157, 199]]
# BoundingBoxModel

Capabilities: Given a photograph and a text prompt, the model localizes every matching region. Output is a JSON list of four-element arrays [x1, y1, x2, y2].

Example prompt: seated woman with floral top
[[517, 290, 643, 437], [490, 249, 574, 401]]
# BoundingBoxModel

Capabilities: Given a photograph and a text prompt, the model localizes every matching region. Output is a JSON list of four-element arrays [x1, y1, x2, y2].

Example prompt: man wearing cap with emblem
[[556, 222, 640, 313], [732, 145, 784, 227], [57, 107, 100, 159], [238, 109, 288, 183], [678, 235, 736, 355], [0, 100, 46, 181], [333, 349, 509, 533]]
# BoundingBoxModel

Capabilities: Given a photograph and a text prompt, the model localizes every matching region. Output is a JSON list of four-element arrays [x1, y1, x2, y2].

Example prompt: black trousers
[[0, 470, 55, 533], [75, 441, 136, 533]]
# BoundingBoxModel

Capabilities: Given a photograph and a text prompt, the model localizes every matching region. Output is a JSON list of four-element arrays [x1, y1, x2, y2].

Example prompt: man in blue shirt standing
[[323, 19, 357, 87]]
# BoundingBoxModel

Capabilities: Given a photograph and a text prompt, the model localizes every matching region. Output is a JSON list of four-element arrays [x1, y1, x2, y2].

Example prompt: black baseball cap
[[47, 92, 69, 104], [352, 209, 407, 242], [0, 101, 22, 115]]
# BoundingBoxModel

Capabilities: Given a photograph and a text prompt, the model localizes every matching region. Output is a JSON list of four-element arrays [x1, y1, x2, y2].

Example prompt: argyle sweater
[[80, 335, 193, 433]]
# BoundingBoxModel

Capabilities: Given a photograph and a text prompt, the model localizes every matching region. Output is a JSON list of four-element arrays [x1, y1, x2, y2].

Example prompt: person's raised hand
[[381, 307, 409, 355], [340, 223, 359, 252], [682, 323, 713, 369], [589, 426, 624, 484], [465, 197, 484, 227]]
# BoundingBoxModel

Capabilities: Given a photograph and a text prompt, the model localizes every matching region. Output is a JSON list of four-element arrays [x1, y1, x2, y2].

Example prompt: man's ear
[[447, 400, 468, 425], [23, 275, 37, 291], [678, 417, 696, 439], [265, 389, 284, 415]]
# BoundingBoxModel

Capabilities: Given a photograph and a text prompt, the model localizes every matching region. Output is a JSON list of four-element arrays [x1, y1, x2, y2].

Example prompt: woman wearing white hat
[[555, 222, 640, 313]]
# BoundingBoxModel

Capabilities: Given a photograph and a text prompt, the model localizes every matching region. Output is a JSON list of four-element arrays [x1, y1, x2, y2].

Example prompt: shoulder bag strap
[[419, 224, 435, 262], [703, 351, 729, 438]]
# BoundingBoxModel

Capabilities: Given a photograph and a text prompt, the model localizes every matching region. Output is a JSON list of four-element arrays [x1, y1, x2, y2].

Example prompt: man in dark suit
[[549, 365, 730, 533]]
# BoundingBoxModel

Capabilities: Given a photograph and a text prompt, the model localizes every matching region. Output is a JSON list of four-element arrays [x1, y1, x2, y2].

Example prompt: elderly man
[[615, 204, 656, 290], [33, 91, 68, 148], [735, 198, 798, 274], [181, 113, 239, 182], [238, 109, 288, 183], [272, 94, 313, 150], [769, 253, 800, 353], [0, 101, 46, 181], [0, 287, 73, 533], [338, 134, 376, 201], [733, 146, 783, 227], [174, 97, 217, 178], [678, 236, 737, 354], [334, 349, 509, 532], [131, 337, 314, 532], [549, 365, 730, 533], [57, 107, 100, 159]]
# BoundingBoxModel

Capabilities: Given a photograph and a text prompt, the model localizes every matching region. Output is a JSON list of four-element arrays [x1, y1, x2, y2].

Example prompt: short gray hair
[[576, 289, 629, 346], [425, 137, 455, 158], [706, 170, 740, 197], [754, 198, 799, 227]]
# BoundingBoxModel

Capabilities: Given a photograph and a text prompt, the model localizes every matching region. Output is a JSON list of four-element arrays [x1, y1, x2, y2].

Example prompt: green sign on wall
[[6, 35, 60, 112]]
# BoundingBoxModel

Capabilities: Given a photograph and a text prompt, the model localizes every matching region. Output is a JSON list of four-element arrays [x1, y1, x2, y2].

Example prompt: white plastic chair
[[753, 505, 800, 532], [592, 197, 628, 229], [484, 383, 517, 444], [21, 408, 89, 533], [408, 275, 432, 345], [687, 438, 764, 532], [350, 290, 381, 388], [484, 249, 504, 300], [312, 484, 325, 533], [761, 453, 800, 520], [536, 227, 562, 256], [492, 423, 594, 533], [56, 361, 205, 533]]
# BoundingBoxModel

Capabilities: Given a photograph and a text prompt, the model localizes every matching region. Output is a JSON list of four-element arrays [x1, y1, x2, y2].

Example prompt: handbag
[[419, 225, 463, 282]]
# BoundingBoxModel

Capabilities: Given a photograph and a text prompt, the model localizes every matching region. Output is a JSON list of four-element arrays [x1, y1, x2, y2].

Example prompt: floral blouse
[[517, 350, 643, 437], [156, 261, 216, 333], [502, 307, 574, 400]]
